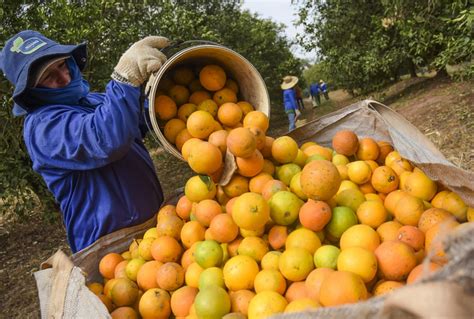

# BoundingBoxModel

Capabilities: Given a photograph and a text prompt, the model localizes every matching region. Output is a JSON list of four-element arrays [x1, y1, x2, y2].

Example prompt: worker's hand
[[112, 36, 170, 87]]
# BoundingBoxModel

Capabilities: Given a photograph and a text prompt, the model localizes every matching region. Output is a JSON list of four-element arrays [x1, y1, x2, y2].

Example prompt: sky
[[240, 0, 315, 61]]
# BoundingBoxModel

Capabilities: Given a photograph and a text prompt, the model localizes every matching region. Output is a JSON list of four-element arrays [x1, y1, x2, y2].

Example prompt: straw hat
[[280, 75, 298, 90]]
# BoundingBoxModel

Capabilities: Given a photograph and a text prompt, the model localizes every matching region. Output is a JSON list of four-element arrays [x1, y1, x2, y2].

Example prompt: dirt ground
[[0, 75, 472, 318]]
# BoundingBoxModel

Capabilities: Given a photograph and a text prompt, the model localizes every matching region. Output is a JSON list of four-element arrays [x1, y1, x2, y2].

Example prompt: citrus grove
[[87, 63, 473, 319]]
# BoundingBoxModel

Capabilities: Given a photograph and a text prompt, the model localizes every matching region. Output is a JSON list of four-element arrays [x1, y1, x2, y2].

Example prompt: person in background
[[310, 81, 321, 108], [281, 75, 300, 131], [320, 79, 329, 100], [294, 85, 304, 111], [0, 30, 169, 253]]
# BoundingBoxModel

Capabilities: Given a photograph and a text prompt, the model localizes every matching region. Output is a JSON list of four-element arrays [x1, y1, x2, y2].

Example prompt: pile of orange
[[90, 103, 473, 317], [154, 63, 269, 181]]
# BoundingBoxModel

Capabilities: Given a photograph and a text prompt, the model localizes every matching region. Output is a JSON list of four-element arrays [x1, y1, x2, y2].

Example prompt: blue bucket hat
[[0, 30, 87, 116]]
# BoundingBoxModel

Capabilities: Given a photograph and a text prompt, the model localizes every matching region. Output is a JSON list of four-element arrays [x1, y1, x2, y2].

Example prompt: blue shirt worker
[[309, 82, 321, 107], [281, 75, 300, 131], [0, 30, 169, 253], [320, 79, 329, 100]]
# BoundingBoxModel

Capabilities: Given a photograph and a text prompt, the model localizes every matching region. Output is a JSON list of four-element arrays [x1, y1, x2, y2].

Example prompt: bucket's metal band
[[160, 39, 221, 58]]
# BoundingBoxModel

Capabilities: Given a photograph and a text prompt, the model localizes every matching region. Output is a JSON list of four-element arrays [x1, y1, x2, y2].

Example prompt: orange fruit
[[208, 129, 228, 155], [184, 175, 216, 202], [99, 253, 124, 279], [173, 66, 194, 85], [237, 101, 254, 115], [271, 136, 299, 164], [180, 220, 206, 249], [314, 245, 340, 269], [285, 281, 310, 302], [217, 102, 242, 127], [418, 207, 455, 233], [236, 150, 264, 177], [87, 282, 103, 295], [261, 251, 282, 270], [441, 191, 468, 222], [357, 200, 388, 228], [223, 174, 249, 198], [425, 219, 459, 264], [232, 192, 270, 231], [278, 247, 314, 281], [163, 118, 186, 145], [110, 277, 139, 307], [268, 190, 304, 226], [347, 160, 372, 184], [305, 268, 335, 302], [298, 199, 332, 232], [397, 225, 425, 251], [154, 95, 177, 120], [383, 189, 405, 215], [406, 262, 441, 284], [335, 188, 366, 212], [248, 126, 266, 151], [151, 235, 182, 263], [194, 286, 231, 319], [326, 206, 358, 239], [394, 193, 425, 226], [110, 307, 138, 319], [389, 158, 413, 176], [213, 87, 238, 106], [208, 211, 238, 242], [243, 110, 269, 132], [199, 64, 226, 91], [181, 137, 202, 161], [371, 166, 399, 193], [285, 298, 320, 313], [249, 172, 274, 194], [267, 225, 288, 250], [376, 220, 403, 242], [332, 130, 359, 156], [136, 260, 162, 291], [340, 224, 381, 252], [175, 128, 193, 151], [275, 163, 301, 186], [376, 141, 394, 164], [189, 78, 203, 92], [229, 289, 255, 315], [223, 255, 260, 291], [138, 288, 171, 319], [194, 199, 222, 227], [189, 90, 211, 106], [374, 240, 417, 281], [225, 78, 239, 93], [156, 214, 184, 240], [156, 262, 185, 291], [403, 169, 438, 201], [262, 158, 275, 175], [337, 247, 378, 283], [356, 137, 379, 160], [300, 160, 341, 201], [170, 286, 198, 317], [176, 195, 193, 221], [177, 103, 197, 122], [372, 280, 404, 296], [169, 84, 190, 106], [254, 269, 287, 294], [319, 271, 367, 306], [248, 291, 288, 318], [285, 227, 321, 255], [185, 262, 204, 288], [197, 99, 218, 117], [186, 110, 215, 139], [237, 236, 269, 263], [260, 136, 274, 158], [304, 144, 333, 161], [227, 127, 256, 158], [261, 179, 287, 200]]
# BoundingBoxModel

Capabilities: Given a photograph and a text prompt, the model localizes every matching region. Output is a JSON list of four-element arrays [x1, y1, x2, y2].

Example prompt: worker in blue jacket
[[320, 79, 329, 100], [0, 30, 168, 252], [309, 82, 321, 107], [281, 75, 300, 131]]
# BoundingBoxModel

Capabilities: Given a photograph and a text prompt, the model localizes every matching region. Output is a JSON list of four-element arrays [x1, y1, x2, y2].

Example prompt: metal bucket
[[145, 42, 270, 160]]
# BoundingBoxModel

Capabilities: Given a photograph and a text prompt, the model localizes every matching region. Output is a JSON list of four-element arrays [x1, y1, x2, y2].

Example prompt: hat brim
[[12, 42, 87, 110], [280, 76, 299, 90]]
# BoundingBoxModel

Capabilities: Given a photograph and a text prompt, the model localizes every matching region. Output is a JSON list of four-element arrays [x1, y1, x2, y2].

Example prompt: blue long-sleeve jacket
[[320, 82, 328, 92], [23, 81, 163, 252], [283, 88, 298, 113], [310, 83, 320, 95]]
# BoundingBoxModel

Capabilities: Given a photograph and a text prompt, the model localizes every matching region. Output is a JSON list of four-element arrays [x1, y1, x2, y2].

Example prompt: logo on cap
[[10, 36, 47, 54]]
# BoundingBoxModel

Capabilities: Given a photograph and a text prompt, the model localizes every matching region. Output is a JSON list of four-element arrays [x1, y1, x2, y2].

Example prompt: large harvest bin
[[34, 100, 474, 318]]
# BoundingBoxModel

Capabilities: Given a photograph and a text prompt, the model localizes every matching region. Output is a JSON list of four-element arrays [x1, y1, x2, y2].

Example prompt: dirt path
[[0, 75, 472, 318]]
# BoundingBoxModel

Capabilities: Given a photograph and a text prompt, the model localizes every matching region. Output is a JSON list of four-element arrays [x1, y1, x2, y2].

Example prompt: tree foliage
[[295, 0, 473, 93], [0, 0, 303, 218]]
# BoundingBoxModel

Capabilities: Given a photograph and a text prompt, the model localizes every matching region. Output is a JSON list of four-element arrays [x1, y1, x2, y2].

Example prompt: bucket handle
[[160, 39, 221, 58]]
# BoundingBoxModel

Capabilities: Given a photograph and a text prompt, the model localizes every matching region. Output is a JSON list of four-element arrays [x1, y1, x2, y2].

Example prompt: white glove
[[112, 36, 170, 87]]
